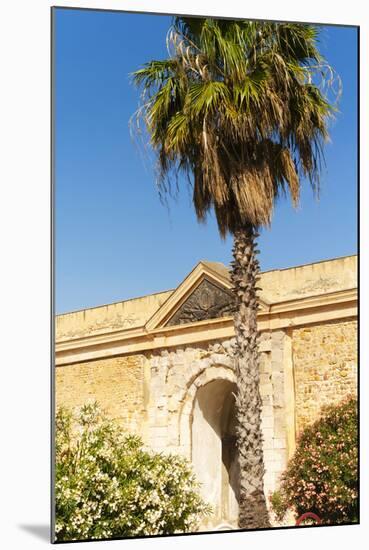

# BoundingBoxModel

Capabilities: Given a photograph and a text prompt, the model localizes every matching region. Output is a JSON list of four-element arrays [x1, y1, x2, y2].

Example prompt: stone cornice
[[55, 287, 357, 366]]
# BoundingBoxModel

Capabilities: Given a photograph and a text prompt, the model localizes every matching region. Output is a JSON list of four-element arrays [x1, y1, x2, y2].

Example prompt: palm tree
[[132, 17, 336, 529]]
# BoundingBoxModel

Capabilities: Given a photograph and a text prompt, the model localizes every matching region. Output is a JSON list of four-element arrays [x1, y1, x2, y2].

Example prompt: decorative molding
[[57, 313, 140, 341], [145, 262, 231, 331], [55, 287, 357, 366], [166, 278, 235, 326], [145, 261, 270, 331]]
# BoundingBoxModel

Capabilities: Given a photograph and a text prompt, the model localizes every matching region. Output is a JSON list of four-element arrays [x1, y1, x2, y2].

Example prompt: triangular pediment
[[145, 261, 270, 331], [166, 278, 235, 326]]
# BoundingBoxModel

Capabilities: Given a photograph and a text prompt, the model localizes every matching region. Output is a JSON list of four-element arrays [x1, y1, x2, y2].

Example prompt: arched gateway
[[191, 379, 239, 528], [175, 362, 239, 529]]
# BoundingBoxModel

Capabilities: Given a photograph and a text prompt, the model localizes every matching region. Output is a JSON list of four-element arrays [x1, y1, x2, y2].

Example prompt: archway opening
[[191, 379, 239, 527]]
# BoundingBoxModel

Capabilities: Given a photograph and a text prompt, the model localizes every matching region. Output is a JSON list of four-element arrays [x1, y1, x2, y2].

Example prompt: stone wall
[[147, 341, 237, 451], [55, 355, 148, 434], [292, 318, 357, 433], [56, 290, 173, 340], [146, 334, 290, 517], [55, 320, 357, 528], [54, 255, 357, 529], [260, 330, 290, 497]]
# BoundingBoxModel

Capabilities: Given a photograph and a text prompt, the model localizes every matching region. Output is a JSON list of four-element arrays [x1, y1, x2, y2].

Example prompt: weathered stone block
[[260, 383, 273, 396], [273, 438, 286, 450], [261, 416, 274, 429], [261, 427, 274, 441], [292, 319, 357, 433], [262, 405, 273, 418]]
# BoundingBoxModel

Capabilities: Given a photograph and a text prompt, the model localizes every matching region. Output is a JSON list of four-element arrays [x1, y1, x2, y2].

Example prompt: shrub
[[270, 397, 358, 525], [55, 403, 211, 541]]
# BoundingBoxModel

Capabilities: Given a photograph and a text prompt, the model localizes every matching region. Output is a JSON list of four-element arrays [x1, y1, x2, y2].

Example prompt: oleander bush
[[55, 402, 211, 541], [270, 397, 358, 525]]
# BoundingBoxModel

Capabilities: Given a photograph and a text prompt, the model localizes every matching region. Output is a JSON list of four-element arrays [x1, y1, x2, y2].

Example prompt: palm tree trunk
[[231, 224, 270, 529]]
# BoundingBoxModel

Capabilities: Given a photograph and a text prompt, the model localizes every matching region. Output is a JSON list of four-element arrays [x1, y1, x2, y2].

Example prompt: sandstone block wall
[[55, 318, 358, 472], [292, 318, 357, 433], [55, 355, 147, 434], [55, 319, 357, 529], [54, 255, 357, 528]]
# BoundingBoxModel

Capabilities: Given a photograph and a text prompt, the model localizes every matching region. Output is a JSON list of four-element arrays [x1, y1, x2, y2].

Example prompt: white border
[[1, 1, 366, 548]]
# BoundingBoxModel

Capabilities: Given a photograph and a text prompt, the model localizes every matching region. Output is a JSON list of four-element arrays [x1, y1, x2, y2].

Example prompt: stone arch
[[177, 364, 239, 528], [178, 364, 236, 456], [169, 352, 234, 406]]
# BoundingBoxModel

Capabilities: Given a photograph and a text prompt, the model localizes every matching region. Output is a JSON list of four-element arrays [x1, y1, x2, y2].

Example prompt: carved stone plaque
[[166, 279, 235, 326]]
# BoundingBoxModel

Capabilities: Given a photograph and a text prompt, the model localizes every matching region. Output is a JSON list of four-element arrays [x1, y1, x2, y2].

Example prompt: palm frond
[[131, 17, 338, 237]]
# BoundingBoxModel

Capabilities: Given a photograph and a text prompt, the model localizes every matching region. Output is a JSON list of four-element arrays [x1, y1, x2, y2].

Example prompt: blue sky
[[54, 9, 358, 314]]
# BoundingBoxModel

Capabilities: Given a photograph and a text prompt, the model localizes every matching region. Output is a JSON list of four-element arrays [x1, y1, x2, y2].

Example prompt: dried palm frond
[[131, 18, 339, 237]]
